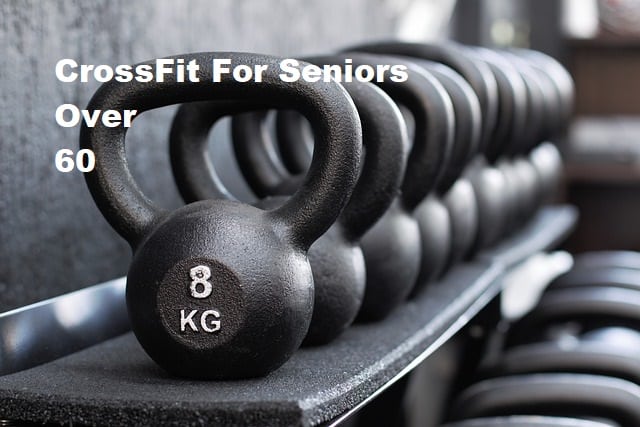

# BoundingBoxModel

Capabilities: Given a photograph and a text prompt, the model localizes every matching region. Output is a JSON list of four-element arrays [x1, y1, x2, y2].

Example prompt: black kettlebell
[[171, 79, 407, 344], [449, 373, 640, 426], [80, 52, 362, 379], [347, 42, 498, 149], [348, 42, 513, 252], [529, 142, 563, 205], [441, 416, 614, 427], [312, 54, 454, 303], [515, 49, 574, 132], [467, 48, 540, 234], [499, 51, 550, 226]]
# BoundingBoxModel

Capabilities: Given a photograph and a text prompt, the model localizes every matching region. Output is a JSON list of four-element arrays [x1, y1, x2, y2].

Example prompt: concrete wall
[[0, 0, 441, 311]]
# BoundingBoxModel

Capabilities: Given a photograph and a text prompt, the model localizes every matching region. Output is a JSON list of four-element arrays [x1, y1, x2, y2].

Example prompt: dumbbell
[[514, 49, 573, 207], [572, 251, 640, 271], [80, 52, 362, 379], [232, 53, 456, 319], [448, 373, 640, 426], [464, 47, 536, 234], [170, 78, 408, 345], [549, 267, 640, 292], [441, 416, 615, 427]]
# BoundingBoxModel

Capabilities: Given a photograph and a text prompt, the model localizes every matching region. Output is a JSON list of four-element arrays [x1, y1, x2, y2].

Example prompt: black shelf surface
[[0, 206, 577, 426]]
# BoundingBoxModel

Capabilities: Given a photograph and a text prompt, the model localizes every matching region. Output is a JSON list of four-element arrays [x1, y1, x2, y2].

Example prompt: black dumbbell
[[480, 325, 640, 384], [233, 52, 456, 319], [573, 251, 640, 271], [506, 286, 640, 347], [441, 416, 615, 427]]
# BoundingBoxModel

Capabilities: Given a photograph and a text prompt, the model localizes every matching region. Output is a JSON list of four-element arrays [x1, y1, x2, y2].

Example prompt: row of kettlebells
[[80, 41, 574, 379], [442, 251, 640, 427]]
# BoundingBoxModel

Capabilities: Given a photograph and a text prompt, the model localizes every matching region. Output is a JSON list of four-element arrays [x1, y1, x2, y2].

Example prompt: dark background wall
[[0, 0, 437, 311]]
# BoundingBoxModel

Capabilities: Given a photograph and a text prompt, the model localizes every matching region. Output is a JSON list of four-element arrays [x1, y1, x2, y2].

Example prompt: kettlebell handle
[[80, 52, 362, 250]]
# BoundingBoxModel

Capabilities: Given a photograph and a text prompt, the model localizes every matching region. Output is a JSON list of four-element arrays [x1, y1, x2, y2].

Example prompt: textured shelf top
[[0, 206, 577, 426]]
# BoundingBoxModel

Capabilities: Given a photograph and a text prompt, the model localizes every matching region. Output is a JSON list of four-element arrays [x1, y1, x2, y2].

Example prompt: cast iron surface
[[0, 206, 576, 426]]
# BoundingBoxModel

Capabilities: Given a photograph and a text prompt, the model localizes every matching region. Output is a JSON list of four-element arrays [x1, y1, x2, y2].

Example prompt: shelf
[[0, 205, 577, 426]]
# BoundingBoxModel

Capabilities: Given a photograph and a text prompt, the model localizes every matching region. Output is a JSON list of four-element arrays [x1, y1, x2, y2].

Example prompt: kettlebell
[[235, 53, 454, 318], [529, 142, 563, 205], [80, 52, 362, 379], [515, 49, 575, 132], [466, 48, 539, 234], [507, 286, 640, 348], [275, 109, 313, 175], [170, 79, 407, 344], [499, 51, 550, 226], [550, 266, 640, 292], [347, 42, 498, 150], [510, 51, 564, 212], [229, 110, 302, 198]]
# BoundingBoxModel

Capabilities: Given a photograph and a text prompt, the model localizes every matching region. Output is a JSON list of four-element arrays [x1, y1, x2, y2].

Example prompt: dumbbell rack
[[0, 205, 577, 426]]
